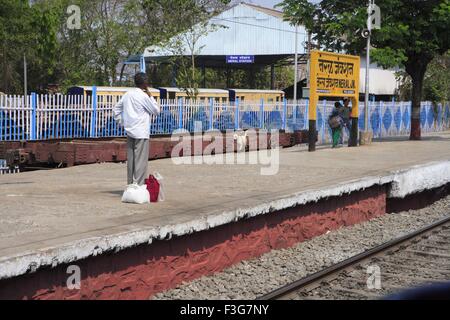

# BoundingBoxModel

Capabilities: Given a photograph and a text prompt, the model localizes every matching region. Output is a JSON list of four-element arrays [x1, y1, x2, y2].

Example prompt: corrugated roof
[[144, 2, 307, 58], [242, 2, 284, 19]]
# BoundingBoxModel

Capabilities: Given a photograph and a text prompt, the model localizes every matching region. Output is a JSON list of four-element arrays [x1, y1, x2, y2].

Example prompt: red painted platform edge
[[0, 185, 387, 300]]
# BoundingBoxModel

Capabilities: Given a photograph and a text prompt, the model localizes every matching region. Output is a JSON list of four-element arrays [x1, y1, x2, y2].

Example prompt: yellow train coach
[[228, 89, 285, 104], [67, 86, 285, 106], [67, 86, 161, 104], [158, 87, 229, 103]]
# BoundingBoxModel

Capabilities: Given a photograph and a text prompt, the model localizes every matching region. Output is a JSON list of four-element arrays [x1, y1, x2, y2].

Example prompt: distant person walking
[[114, 73, 160, 185], [329, 102, 344, 148]]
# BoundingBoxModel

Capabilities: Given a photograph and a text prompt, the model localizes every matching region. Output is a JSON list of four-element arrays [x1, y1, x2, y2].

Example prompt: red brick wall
[[0, 185, 386, 300]]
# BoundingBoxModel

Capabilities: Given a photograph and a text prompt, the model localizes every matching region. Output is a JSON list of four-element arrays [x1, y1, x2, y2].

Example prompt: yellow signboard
[[309, 50, 360, 120], [308, 50, 360, 150]]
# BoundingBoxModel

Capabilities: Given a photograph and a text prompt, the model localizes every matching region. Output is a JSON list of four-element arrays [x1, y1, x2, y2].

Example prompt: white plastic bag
[[121, 183, 150, 204], [153, 172, 165, 202]]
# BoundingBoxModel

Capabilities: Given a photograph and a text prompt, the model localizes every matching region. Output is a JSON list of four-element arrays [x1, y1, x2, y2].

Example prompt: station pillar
[[308, 94, 317, 152], [349, 96, 359, 147]]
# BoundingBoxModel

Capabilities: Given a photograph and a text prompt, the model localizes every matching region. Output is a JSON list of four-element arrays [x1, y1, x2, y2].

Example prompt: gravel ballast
[[153, 194, 450, 300]]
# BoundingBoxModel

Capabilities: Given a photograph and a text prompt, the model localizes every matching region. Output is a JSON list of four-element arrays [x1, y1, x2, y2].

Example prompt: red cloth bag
[[145, 174, 160, 202]]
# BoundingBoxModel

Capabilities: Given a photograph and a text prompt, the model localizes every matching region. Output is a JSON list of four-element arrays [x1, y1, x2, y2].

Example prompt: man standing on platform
[[114, 72, 160, 185]]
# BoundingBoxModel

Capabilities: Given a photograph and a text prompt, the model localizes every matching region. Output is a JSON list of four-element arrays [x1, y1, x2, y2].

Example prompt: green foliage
[[279, 0, 449, 66], [0, 0, 230, 93], [276, 0, 315, 31], [397, 52, 450, 104], [0, 0, 60, 93], [424, 53, 450, 104], [165, 0, 229, 98], [279, 0, 450, 137]]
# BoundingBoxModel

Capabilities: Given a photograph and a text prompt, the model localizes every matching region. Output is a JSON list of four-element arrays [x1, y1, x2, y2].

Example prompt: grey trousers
[[127, 136, 149, 185]]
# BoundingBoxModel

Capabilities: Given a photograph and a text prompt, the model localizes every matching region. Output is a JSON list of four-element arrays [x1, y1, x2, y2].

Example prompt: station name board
[[310, 51, 360, 97], [226, 55, 255, 64]]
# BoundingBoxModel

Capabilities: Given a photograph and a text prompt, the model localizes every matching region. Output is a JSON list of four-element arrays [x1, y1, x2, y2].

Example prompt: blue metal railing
[[0, 92, 449, 144]]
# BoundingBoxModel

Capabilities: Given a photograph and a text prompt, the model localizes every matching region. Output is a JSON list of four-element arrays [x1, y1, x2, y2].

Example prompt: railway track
[[258, 216, 450, 300]]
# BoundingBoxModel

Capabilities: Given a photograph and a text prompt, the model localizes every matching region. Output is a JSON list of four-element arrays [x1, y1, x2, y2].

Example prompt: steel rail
[[258, 215, 450, 300]]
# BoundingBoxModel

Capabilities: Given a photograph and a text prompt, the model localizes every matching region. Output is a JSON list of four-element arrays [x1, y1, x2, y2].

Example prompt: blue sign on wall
[[226, 55, 255, 64]]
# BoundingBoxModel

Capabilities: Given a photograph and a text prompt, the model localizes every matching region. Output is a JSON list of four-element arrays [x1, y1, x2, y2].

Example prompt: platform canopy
[[137, 2, 308, 68]]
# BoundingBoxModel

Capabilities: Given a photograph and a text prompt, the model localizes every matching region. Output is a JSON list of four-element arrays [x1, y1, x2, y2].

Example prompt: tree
[[396, 51, 450, 104], [396, 51, 449, 128], [169, 19, 219, 99], [57, 0, 147, 86], [279, 0, 450, 140], [0, 0, 60, 93], [163, 0, 229, 99], [423, 52, 450, 105], [1, 0, 232, 93]]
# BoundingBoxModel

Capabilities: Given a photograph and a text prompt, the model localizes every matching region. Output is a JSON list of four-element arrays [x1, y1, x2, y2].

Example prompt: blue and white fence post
[[259, 98, 264, 129], [293, 101, 297, 127], [31, 92, 37, 140], [282, 98, 287, 130], [178, 98, 183, 130], [392, 97, 397, 133], [379, 100, 384, 137], [90, 86, 97, 138], [209, 98, 214, 131], [235, 98, 240, 130], [409, 102, 412, 131], [140, 55, 146, 74]]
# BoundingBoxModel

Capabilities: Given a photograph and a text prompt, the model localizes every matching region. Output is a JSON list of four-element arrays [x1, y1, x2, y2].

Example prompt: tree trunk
[[406, 58, 429, 141], [410, 71, 424, 140]]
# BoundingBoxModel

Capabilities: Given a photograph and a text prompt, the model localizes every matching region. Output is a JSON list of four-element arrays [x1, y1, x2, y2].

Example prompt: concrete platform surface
[[1, 132, 450, 279]]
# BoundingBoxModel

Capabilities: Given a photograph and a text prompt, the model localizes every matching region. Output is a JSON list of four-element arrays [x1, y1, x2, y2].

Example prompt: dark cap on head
[[134, 72, 148, 88]]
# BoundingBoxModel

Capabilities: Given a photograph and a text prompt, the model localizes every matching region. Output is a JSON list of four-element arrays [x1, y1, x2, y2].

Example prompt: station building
[[125, 2, 399, 101]]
